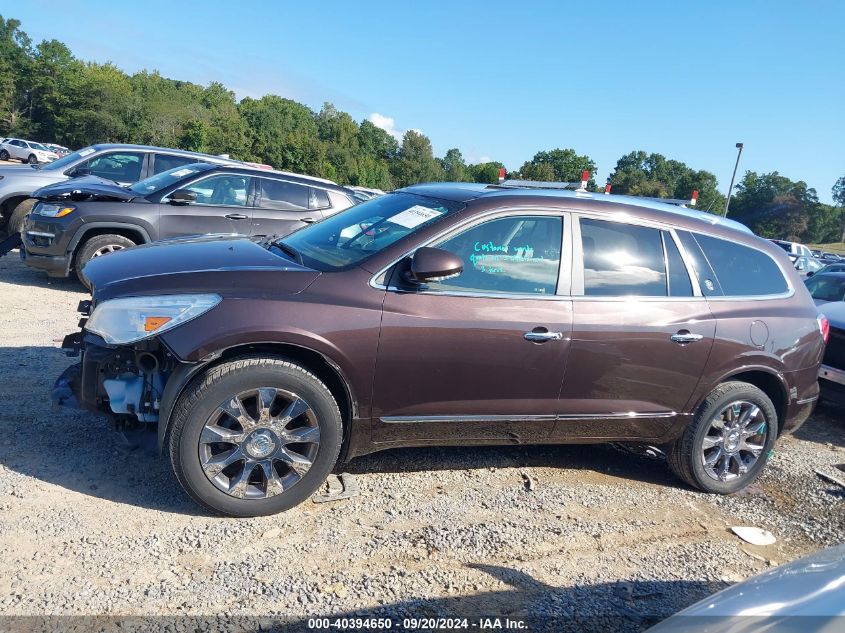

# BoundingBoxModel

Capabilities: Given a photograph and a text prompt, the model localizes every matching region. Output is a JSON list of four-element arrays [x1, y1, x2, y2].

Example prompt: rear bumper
[[819, 363, 845, 387]]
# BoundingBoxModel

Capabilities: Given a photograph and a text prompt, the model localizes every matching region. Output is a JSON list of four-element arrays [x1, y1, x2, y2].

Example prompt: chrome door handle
[[523, 330, 563, 342], [671, 332, 704, 344], [225, 213, 249, 220], [301, 217, 317, 224]]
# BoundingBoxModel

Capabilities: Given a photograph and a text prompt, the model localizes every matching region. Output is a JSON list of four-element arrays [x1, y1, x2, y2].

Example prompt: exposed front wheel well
[[716, 370, 787, 435]]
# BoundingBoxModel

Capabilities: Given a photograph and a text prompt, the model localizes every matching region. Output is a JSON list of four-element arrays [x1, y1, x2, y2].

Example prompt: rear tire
[[8, 198, 37, 235], [0, 149, 9, 161], [27, 154, 37, 165], [75, 233, 135, 287], [168, 356, 342, 517], [668, 381, 777, 494]]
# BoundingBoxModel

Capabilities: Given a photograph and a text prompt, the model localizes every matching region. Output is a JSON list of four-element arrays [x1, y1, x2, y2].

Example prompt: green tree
[[730, 171, 820, 240], [0, 15, 33, 135], [466, 161, 506, 184], [391, 130, 443, 187], [608, 150, 724, 212], [833, 175, 845, 208], [439, 148, 467, 182], [518, 148, 596, 187], [239, 95, 323, 174]]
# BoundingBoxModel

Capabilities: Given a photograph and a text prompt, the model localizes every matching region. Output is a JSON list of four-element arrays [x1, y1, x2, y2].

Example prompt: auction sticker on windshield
[[390, 205, 443, 229], [169, 168, 197, 178]]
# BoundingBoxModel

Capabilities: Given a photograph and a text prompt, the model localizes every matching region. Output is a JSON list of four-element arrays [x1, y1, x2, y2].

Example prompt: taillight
[[818, 314, 830, 344]]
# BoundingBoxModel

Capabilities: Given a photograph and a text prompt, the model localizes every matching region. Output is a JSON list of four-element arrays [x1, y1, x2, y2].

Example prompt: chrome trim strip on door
[[380, 411, 677, 424]]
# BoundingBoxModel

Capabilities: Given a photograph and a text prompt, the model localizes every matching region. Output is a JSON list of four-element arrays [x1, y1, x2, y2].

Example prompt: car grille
[[823, 326, 845, 371]]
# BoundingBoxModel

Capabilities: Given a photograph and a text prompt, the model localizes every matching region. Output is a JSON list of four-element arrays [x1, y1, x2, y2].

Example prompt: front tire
[[168, 357, 342, 517], [27, 154, 37, 165], [668, 381, 777, 494], [75, 233, 136, 287], [8, 198, 37, 235]]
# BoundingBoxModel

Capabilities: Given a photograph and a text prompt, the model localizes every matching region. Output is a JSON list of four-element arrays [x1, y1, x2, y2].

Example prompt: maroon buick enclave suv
[[56, 183, 826, 516]]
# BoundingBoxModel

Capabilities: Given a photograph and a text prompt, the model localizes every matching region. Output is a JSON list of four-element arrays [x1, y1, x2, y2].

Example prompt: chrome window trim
[[369, 206, 573, 300], [380, 411, 677, 424]]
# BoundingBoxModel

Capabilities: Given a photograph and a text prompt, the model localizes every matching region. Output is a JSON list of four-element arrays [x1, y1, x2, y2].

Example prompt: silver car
[[648, 544, 845, 632]]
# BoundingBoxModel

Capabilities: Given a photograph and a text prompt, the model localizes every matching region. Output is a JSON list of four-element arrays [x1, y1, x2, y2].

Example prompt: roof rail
[[496, 179, 581, 190]]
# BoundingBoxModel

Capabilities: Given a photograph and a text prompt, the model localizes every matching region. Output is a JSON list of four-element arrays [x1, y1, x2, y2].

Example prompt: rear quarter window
[[694, 234, 789, 297]]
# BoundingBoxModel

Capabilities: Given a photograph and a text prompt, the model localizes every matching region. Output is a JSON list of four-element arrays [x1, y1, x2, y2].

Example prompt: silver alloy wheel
[[199, 387, 320, 499], [701, 400, 767, 482], [91, 244, 126, 258]]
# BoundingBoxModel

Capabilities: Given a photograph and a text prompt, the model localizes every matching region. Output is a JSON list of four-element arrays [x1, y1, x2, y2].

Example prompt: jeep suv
[[22, 162, 358, 285], [55, 183, 825, 516], [0, 143, 239, 235]]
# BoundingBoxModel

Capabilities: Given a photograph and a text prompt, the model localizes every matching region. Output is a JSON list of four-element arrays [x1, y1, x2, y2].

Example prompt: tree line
[[1, 15, 842, 243]]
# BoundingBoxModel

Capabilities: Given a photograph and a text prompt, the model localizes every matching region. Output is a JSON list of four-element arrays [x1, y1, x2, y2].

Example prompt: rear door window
[[259, 178, 310, 211], [152, 153, 198, 175], [580, 219, 667, 296], [693, 233, 789, 296], [82, 152, 145, 183]]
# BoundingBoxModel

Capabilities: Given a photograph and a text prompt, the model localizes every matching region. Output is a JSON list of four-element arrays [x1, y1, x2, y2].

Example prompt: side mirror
[[71, 167, 91, 178], [169, 189, 197, 205], [408, 247, 463, 283]]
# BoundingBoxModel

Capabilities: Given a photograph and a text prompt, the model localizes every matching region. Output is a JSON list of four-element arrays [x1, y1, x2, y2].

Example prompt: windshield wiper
[[275, 241, 303, 264]]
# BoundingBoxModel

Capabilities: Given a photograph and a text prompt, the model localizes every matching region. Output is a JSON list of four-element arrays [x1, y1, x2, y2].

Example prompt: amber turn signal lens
[[143, 316, 172, 332], [55, 207, 74, 217]]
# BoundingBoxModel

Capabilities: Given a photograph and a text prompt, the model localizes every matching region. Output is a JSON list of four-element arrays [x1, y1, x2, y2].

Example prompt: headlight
[[33, 202, 76, 218], [85, 294, 221, 345]]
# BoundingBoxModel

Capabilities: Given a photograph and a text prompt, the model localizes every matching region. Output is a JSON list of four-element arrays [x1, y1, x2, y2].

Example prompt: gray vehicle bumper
[[19, 245, 72, 277], [819, 364, 845, 386]]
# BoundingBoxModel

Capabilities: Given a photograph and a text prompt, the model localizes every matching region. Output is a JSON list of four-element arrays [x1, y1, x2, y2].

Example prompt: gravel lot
[[0, 253, 843, 632]]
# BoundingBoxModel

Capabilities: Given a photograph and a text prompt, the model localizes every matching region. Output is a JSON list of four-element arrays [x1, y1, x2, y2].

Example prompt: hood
[[647, 544, 845, 627], [85, 235, 320, 301], [33, 175, 136, 202]]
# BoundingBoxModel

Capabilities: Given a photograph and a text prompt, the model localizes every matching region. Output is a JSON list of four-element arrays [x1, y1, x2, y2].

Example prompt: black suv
[[22, 162, 358, 285]]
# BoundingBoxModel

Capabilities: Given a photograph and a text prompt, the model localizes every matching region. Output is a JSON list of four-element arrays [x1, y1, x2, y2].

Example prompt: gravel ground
[[0, 253, 843, 632]]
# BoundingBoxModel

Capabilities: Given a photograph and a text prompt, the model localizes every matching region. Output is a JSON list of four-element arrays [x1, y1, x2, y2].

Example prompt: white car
[[0, 138, 60, 165], [770, 238, 813, 262]]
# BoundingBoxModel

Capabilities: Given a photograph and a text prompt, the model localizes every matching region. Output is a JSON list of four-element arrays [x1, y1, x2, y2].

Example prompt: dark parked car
[[816, 299, 845, 403], [22, 162, 358, 285], [805, 271, 845, 305], [55, 183, 825, 516], [813, 262, 845, 276], [0, 143, 239, 235]]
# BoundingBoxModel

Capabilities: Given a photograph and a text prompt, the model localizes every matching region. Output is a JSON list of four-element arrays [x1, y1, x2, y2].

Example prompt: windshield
[[32, 142, 50, 151], [279, 192, 464, 270], [128, 162, 215, 196], [805, 275, 845, 302], [39, 145, 97, 171], [772, 241, 791, 252]]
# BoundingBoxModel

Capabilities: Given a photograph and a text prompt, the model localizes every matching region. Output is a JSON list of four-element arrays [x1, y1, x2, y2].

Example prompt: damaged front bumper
[[53, 299, 179, 427]]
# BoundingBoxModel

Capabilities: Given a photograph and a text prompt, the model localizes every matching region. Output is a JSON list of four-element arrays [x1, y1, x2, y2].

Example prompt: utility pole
[[723, 142, 744, 217]]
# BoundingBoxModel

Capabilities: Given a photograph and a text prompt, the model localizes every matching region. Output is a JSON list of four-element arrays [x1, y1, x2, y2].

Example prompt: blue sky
[[8, 1, 844, 202]]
